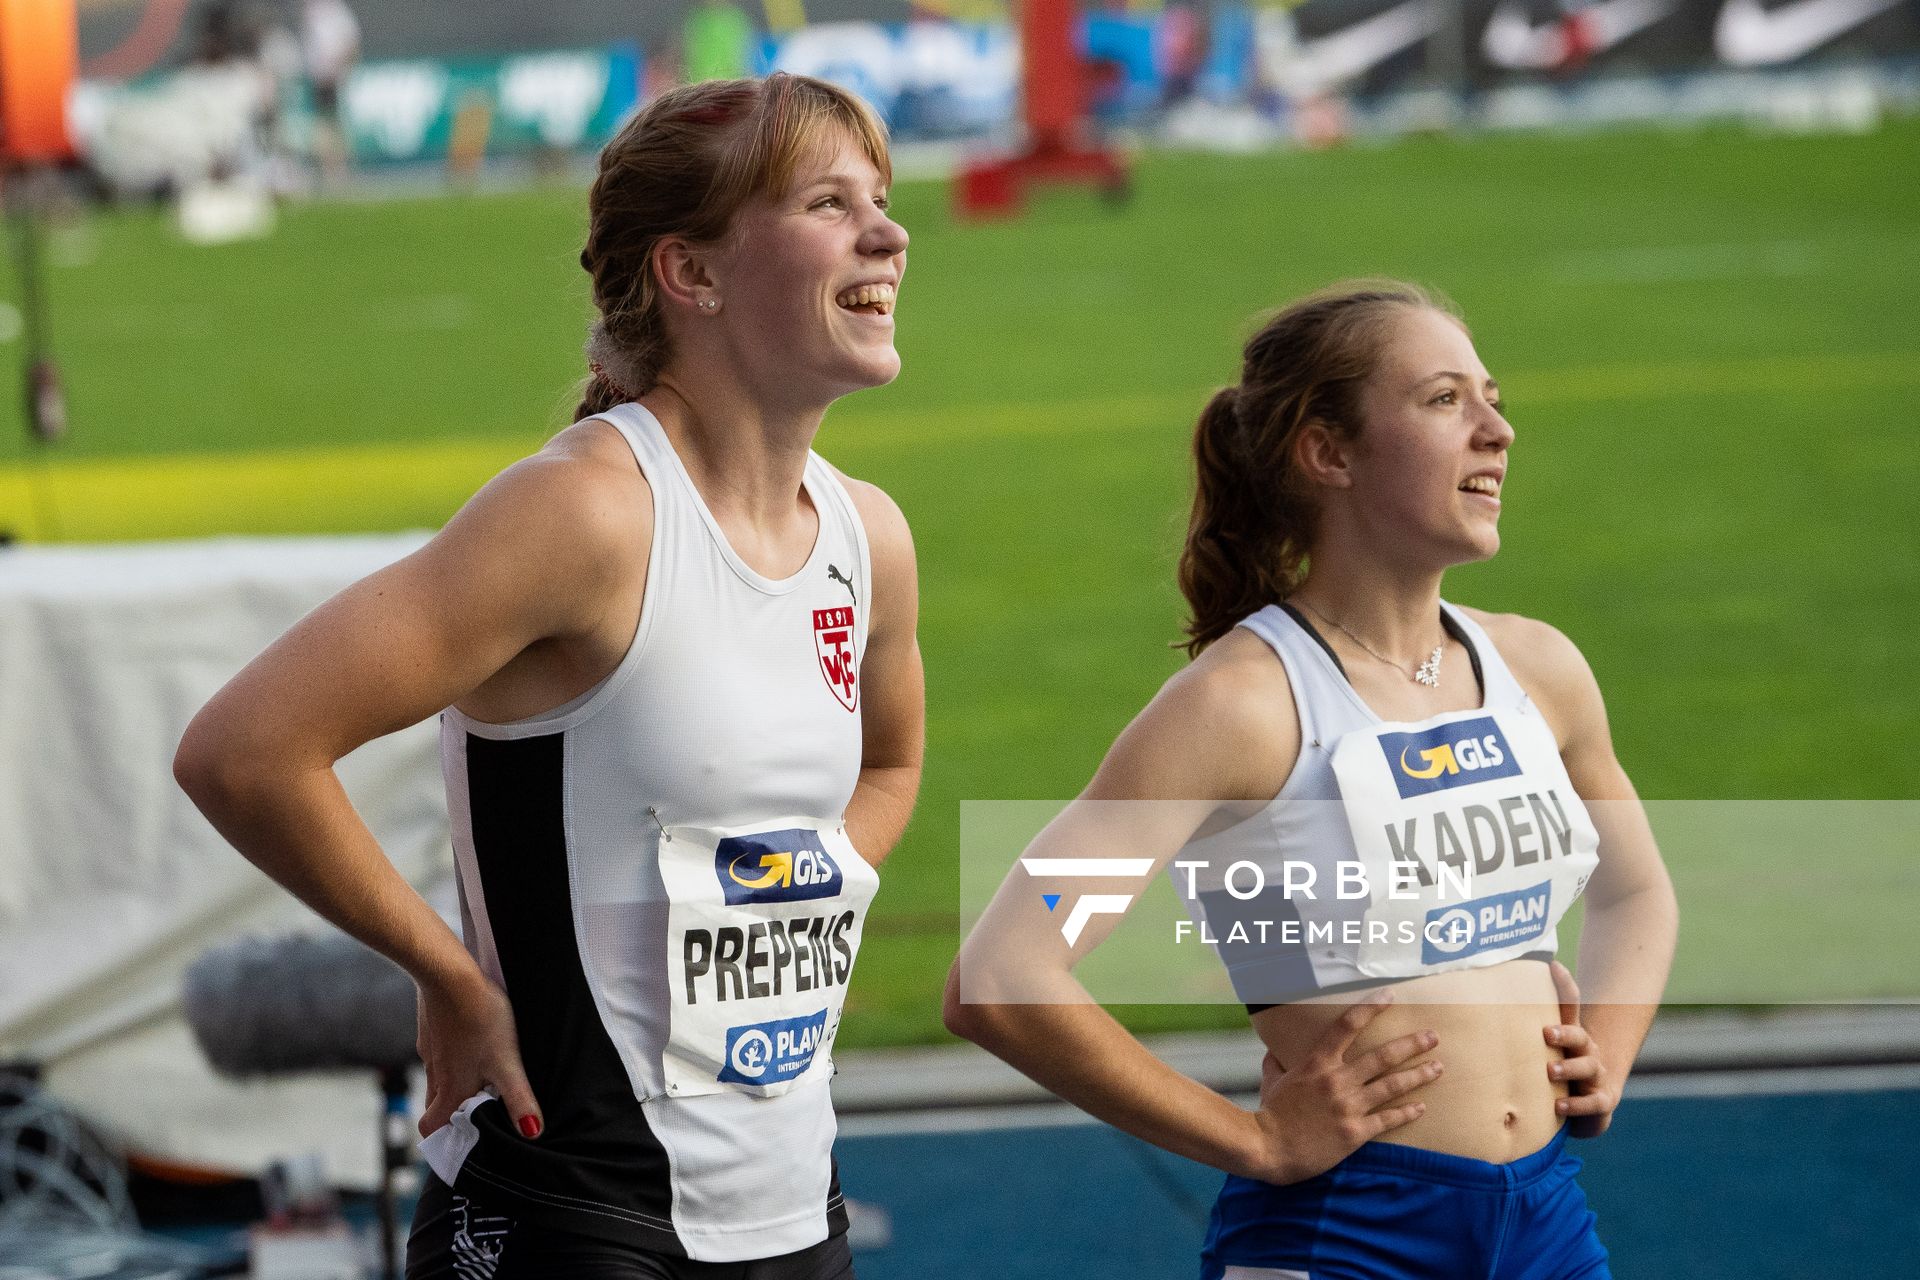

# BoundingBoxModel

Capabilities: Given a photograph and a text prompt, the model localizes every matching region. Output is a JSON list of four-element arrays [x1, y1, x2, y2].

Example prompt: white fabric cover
[[0, 533, 451, 1186]]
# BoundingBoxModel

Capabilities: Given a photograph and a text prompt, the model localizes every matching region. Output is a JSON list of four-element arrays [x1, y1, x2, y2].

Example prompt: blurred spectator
[[682, 0, 754, 84], [257, 8, 308, 195], [159, 0, 275, 186], [1159, 3, 1206, 106], [301, 0, 361, 185], [194, 0, 257, 65]]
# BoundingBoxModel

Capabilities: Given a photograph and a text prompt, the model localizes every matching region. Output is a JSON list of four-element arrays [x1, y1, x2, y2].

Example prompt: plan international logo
[[717, 1009, 829, 1086], [1421, 882, 1553, 965], [1378, 716, 1523, 799]]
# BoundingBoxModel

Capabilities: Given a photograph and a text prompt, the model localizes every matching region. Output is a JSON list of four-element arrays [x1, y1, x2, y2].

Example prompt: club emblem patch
[[813, 606, 858, 711]]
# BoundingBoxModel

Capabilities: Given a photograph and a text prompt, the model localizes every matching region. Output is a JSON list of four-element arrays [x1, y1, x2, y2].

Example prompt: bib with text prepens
[[657, 818, 879, 1099], [1329, 702, 1599, 981]]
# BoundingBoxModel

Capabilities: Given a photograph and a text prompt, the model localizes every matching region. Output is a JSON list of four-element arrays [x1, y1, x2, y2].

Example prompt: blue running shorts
[[1200, 1126, 1610, 1280]]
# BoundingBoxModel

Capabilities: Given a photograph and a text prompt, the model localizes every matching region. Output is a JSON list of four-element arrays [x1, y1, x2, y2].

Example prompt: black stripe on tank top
[[1443, 608, 1487, 697], [1277, 601, 1485, 701], [1276, 601, 1348, 678], [454, 730, 686, 1255]]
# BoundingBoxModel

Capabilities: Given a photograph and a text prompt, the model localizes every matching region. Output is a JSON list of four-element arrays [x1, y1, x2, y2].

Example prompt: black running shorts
[[405, 1174, 856, 1280]]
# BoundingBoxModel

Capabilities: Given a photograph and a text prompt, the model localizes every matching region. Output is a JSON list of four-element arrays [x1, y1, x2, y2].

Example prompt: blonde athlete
[[179, 75, 922, 1279], [947, 283, 1676, 1280]]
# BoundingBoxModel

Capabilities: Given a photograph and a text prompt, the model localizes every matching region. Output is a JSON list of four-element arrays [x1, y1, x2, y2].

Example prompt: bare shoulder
[[1460, 607, 1592, 688], [1186, 628, 1301, 765], [453, 421, 648, 555], [830, 467, 913, 552], [1177, 626, 1297, 721], [1088, 627, 1299, 803], [825, 470, 916, 636], [538, 418, 653, 520], [1458, 606, 1605, 746], [419, 420, 651, 635]]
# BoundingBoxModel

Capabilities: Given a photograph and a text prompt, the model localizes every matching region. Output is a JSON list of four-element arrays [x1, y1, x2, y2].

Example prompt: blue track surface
[[834, 1087, 1920, 1279]]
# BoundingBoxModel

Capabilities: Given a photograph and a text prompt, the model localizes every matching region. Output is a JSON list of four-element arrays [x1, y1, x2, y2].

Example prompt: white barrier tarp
[[0, 533, 448, 1186]]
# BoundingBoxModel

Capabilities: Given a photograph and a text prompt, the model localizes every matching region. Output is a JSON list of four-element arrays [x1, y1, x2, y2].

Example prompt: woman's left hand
[[1544, 960, 1616, 1138]]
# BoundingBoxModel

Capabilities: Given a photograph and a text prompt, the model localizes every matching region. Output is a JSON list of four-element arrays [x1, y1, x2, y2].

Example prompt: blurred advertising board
[[755, 20, 1018, 136], [69, 3, 1918, 188], [340, 43, 643, 162], [753, 2, 1918, 139], [74, 42, 645, 193], [1258, 0, 1920, 96]]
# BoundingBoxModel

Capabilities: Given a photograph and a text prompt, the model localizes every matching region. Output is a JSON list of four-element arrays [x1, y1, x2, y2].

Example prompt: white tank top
[[1177, 601, 1599, 1006], [421, 403, 877, 1262]]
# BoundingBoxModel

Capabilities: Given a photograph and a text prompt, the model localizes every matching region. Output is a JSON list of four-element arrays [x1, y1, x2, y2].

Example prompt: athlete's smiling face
[[1347, 306, 1514, 565], [711, 132, 908, 406]]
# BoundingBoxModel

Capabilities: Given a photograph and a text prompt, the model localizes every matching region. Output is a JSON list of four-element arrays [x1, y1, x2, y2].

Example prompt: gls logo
[[716, 829, 843, 906], [1019, 858, 1156, 946], [1378, 716, 1523, 799]]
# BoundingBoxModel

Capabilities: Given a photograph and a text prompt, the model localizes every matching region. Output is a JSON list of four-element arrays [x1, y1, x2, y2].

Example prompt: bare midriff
[[1250, 958, 1570, 1166]]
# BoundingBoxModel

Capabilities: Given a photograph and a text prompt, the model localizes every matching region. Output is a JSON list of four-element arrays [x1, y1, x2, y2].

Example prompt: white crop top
[[1175, 601, 1600, 1007]]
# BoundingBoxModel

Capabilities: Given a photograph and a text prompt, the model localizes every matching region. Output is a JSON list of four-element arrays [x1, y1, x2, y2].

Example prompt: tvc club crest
[[812, 606, 858, 711]]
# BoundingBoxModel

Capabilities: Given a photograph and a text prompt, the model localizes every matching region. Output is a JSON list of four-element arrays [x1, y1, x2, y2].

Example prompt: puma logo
[[828, 563, 857, 605]]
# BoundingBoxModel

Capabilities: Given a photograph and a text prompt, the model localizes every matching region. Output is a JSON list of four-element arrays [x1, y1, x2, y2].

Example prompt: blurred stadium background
[[1, 0, 1916, 1277]]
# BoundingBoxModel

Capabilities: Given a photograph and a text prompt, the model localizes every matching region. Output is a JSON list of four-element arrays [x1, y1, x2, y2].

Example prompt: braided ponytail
[[575, 369, 629, 420]]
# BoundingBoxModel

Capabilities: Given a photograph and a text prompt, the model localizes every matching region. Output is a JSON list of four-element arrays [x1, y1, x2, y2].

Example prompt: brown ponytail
[[1178, 280, 1458, 657], [570, 73, 891, 420]]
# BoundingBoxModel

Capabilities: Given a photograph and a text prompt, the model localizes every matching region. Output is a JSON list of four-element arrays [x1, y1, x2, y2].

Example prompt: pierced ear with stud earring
[[698, 298, 719, 311]]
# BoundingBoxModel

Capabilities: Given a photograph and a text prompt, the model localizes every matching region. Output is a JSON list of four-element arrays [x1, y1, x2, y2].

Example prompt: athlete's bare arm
[[1472, 609, 1679, 1135], [174, 432, 651, 1139], [945, 630, 1439, 1184], [838, 477, 923, 867]]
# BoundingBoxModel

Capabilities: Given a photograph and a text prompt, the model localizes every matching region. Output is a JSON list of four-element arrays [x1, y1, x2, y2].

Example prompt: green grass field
[[5, 120, 1916, 1042]]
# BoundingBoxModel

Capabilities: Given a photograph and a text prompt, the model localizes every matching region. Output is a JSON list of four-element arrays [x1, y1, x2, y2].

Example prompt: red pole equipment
[[1023, 0, 1081, 136], [0, 0, 79, 461], [957, 0, 1129, 218], [0, 0, 78, 162]]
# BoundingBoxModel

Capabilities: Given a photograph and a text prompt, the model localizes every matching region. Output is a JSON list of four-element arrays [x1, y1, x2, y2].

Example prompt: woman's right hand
[[1245, 990, 1441, 1184], [416, 967, 544, 1141]]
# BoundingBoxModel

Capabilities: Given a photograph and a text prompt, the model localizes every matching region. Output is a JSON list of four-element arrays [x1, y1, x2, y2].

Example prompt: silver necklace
[[1296, 600, 1445, 688]]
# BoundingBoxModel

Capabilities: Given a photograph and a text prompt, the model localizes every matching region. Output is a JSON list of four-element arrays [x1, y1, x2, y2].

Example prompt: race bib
[[657, 818, 879, 1098], [1329, 703, 1599, 980]]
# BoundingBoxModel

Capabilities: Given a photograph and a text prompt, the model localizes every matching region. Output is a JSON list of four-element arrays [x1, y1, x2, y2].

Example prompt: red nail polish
[[519, 1115, 542, 1139]]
